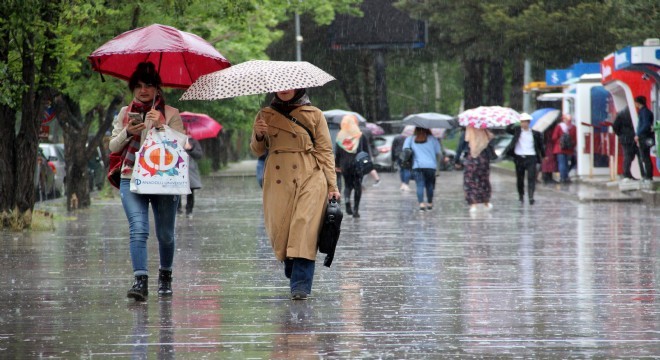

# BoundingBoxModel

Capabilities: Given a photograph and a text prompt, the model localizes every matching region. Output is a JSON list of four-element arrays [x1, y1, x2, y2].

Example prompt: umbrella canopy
[[180, 60, 335, 100], [88, 24, 231, 89], [530, 108, 561, 132], [180, 112, 222, 140], [402, 112, 457, 129], [458, 106, 520, 129], [323, 109, 367, 124], [365, 122, 385, 136], [401, 125, 446, 139]]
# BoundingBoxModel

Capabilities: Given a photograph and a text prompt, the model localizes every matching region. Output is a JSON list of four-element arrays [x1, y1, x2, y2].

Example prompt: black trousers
[[621, 142, 638, 178], [514, 156, 537, 200], [638, 139, 654, 180], [177, 189, 195, 214]]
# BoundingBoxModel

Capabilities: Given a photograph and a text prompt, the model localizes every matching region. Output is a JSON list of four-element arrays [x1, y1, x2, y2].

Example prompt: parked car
[[39, 143, 65, 196], [491, 133, 513, 159], [373, 134, 396, 171], [35, 147, 57, 201]]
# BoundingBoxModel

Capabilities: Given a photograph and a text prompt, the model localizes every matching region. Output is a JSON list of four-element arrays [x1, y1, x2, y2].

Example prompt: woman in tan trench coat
[[250, 89, 340, 300]]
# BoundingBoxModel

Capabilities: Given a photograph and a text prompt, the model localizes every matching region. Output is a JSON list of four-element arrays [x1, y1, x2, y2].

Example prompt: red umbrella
[[180, 112, 222, 140], [88, 24, 231, 89]]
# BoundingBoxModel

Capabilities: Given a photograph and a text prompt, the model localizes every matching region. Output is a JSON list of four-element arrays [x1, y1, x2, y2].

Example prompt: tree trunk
[[463, 59, 484, 109], [509, 55, 524, 111], [0, 18, 17, 219], [486, 59, 504, 106], [373, 50, 390, 121], [15, 35, 39, 218]]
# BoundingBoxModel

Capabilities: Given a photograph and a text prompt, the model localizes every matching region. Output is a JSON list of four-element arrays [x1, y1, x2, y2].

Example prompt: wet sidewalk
[[1, 164, 658, 358]]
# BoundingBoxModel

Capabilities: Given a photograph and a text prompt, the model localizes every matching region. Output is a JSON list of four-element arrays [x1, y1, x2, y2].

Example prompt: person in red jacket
[[551, 114, 577, 183]]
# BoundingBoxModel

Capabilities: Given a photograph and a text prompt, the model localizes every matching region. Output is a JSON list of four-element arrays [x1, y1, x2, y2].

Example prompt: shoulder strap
[[269, 106, 315, 145]]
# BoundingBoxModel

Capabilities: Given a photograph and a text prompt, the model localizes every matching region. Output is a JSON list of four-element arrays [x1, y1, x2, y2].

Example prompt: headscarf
[[466, 127, 492, 157], [270, 89, 311, 114], [336, 115, 362, 153]]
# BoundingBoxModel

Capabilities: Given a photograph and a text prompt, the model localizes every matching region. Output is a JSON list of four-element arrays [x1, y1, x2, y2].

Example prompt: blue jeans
[[414, 168, 436, 204], [557, 154, 570, 181], [285, 258, 315, 295], [120, 179, 179, 276], [397, 159, 411, 184]]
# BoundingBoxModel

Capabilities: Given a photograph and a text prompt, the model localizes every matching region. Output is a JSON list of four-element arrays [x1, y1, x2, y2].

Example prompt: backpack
[[559, 132, 574, 150], [355, 151, 374, 175], [399, 147, 413, 170]]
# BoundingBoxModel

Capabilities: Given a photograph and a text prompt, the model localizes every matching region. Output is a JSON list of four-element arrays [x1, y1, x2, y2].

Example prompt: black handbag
[[318, 197, 343, 267], [399, 147, 413, 169]]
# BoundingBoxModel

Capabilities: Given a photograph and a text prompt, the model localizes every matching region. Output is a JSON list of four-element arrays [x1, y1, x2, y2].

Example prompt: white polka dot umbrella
[[458, 106, 520, 129], [180, 60, 335, 100]]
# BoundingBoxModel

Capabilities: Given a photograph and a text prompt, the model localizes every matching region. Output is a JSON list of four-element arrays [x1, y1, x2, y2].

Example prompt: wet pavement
[[2, 164, 659, 358]]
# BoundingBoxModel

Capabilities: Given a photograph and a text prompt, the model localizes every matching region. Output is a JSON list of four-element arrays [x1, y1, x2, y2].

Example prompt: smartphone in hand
[[128, 112, 143, 124]]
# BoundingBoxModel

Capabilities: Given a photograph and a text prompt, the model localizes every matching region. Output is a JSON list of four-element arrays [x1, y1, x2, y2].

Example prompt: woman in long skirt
[[463, 127, 494, 212]]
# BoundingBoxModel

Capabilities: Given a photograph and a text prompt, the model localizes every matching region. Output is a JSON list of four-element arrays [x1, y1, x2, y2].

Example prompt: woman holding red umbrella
[[108, 62, 185, 301]]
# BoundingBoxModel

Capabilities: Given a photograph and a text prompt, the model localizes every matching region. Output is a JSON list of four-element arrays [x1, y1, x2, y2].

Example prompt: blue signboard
[[614, 47, 632, 70], [545, 62, 601, 86]]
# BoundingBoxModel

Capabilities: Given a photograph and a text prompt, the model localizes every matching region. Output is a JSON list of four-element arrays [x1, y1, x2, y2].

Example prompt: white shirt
[[514, 129, 536, 155]]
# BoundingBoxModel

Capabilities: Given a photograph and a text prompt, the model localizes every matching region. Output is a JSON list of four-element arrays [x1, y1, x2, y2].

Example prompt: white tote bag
[[130, 126, 191, 195]]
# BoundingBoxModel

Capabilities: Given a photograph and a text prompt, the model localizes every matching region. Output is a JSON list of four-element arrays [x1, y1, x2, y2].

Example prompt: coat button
[[274, 150, 279, 154], [275, 165, 280, 170], [292, 134, 297, 138], [274, 134, 278, 137], [293, 179, 297, 184], [276, 180, 281, 184], [292, 165, 297, 169]]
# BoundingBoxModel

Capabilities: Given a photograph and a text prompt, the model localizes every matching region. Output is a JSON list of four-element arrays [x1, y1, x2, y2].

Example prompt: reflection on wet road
[[1, 171, 658, 358]]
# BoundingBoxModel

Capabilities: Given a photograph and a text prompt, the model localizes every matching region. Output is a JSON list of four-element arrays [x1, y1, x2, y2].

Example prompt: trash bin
[[655, 121, 660, 158]]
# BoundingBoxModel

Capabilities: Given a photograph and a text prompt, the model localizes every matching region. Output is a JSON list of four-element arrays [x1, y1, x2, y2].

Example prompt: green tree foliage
[[0, 0, 360, 228]]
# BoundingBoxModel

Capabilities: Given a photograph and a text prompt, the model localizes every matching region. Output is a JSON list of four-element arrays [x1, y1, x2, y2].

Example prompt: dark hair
[[414, 127, 431, 143], [635, 96, 647, 107], [128, 62, 162, 91]]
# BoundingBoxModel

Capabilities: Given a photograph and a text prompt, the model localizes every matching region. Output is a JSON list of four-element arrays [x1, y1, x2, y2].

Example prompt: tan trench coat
[[250, 106, 338, 262]]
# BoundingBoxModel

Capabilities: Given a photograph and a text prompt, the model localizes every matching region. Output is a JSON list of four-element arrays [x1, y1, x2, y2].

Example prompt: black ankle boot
[[158, 269, 173, 296], [127, 275, 148, 301], [345, 202, 353, 215]]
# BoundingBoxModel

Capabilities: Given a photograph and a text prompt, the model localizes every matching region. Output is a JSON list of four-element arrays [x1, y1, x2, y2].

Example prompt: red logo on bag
[[138, 141, 183, 176]]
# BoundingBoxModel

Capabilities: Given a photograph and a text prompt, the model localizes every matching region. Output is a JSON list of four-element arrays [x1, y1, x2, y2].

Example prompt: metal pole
[[523, 59, 531, 113], [295, 12, 302, 61]]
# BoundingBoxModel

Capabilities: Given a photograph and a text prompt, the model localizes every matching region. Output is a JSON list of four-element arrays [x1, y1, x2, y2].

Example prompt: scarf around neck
[[270, 89, 311, 114]]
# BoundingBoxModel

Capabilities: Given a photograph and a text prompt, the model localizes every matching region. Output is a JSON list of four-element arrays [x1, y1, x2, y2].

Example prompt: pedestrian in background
[[634, 96, 655, 181], [335, 114, 370, 218], [108, 62, 184, 301], [504, 113, 544, 205], [551, 114, 577, 183], [453, 128, 468, 170], [540, 122, 559, 184], [256, 152, 268, 188], [391, 133, 411, 191], [463, 127, 494, 212], [250, 88, 340, 300], [611, 107, 638, 180], [178, 128, 203, 217], [360, 124, 382, 186], [403, 127, 441, 211]]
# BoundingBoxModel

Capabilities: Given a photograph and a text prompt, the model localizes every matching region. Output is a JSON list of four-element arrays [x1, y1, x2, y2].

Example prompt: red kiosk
[[601, 38, 660, 179]]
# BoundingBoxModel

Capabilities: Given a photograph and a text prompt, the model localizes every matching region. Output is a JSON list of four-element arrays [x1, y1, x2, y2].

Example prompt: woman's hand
[[254, 116, 268, 138], [126, 120, 145, 135], [328, 191, 341, 201], [146, 109, 163, 129]]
